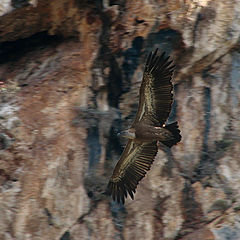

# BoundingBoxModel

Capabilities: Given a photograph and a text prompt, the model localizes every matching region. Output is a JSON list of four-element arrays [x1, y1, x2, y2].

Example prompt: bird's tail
[[162, 121, 181, 147]]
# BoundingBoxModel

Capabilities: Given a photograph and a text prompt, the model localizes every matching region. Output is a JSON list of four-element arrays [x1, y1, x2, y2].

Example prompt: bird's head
[[118, 128, 136, 139]]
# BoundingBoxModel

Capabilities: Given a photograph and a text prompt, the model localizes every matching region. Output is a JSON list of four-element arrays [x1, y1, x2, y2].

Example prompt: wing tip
[[107, 177, 138, 204], [106, 180, 127, 204], [107, 143, 158, 204], [145, 48, 174, 75]]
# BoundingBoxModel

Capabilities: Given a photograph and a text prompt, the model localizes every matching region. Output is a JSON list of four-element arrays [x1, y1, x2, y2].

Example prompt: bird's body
[[134, 124, 174, 142], [107, 49, 181, 204]]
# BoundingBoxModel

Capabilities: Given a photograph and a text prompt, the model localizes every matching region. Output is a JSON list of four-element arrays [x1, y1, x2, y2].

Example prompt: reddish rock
[[0, 0, 240, 239]]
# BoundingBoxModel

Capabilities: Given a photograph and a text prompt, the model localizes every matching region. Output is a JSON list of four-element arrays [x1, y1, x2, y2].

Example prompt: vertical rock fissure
[[87, 125, 101, 171], [176, 181, 204, 239], [109, 201, 126, 240], [230, 51, 240, 109], [193, 87, 215, 181], [203, 87, 211, 151]]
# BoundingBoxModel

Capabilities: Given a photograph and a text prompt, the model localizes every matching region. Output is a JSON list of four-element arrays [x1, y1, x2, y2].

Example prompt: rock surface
[[0, 0, 240, 239]]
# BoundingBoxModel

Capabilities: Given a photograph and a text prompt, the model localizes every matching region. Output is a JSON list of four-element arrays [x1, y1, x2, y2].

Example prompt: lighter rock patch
[[0, 101, 20, 130]]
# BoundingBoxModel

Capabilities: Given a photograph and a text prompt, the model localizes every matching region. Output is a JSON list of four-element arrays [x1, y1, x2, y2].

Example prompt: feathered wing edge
[[143, 49, 175, 125], [106, 142, 158, 204]]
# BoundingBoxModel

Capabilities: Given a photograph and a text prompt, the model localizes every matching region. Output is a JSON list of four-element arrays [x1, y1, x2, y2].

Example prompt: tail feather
[[162, 121, 181, 148]]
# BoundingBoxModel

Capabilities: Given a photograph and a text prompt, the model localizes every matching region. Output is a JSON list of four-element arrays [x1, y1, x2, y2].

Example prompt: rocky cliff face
[[0, 1, 240, 239]]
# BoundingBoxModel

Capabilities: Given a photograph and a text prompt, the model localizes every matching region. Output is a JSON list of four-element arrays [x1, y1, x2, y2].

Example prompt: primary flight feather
[[107, 49, 181, 204]]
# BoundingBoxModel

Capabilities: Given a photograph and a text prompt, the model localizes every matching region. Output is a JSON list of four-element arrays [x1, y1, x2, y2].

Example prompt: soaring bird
[[107, 49, 181, 204]]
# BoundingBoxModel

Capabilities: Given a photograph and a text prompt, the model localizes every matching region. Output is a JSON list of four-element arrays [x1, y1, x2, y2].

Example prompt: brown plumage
[[107, 49, 181, 204]]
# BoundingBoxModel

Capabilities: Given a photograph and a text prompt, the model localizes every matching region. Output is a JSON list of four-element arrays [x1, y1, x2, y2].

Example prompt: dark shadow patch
[[181, 182, 204, 227], [121, 36, 144, 92], [0, 31, 63, 64], [98, 37, 144, 108], [44, 208, 54, 226], [109, 201, 126, 239], [176, 181, 204, 239], [107, 57, 124, 108], [87, 125, 101, 170], [145, 29, 182, 55], [203, 87, 211, 148], [11, 0, 30, 8], [60, 231, 71, 240], [95, 11, 124, 108], [135, 18, 145, 24], [192, 87, 215, 182], [109, 0, 126, 7], [75, 0, 103, 10], [0, 133, 12, 150]]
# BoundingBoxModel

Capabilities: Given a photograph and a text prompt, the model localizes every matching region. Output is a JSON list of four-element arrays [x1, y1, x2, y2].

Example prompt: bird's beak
[[118, 130, 135, 139]]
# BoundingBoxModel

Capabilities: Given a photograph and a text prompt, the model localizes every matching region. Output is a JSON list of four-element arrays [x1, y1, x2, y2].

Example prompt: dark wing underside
[[107, 140, 157, 204], [107, 49, 175, 204], [132, 49, 175, 127]]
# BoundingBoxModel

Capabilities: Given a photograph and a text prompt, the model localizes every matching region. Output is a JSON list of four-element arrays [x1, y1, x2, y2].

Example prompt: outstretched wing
[[132, 49, 175, 127], [107, 140, 157, 204]]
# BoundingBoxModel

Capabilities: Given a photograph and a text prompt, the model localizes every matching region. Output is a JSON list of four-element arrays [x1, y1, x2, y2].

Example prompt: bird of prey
[[107, 49, 181, 204]]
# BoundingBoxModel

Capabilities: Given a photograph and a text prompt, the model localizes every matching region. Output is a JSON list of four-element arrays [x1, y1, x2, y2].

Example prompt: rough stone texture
[[0, 0, 240, 239]]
